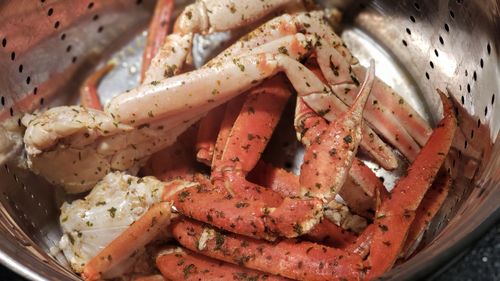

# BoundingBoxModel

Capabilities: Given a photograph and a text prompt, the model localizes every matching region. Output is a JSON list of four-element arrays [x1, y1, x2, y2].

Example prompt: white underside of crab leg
[[143, 34, 193, 84], [175, 0, 297, 34], [351, 65, 432, 146], [107, 53, 333, 126], [330, 80, 421, 161]]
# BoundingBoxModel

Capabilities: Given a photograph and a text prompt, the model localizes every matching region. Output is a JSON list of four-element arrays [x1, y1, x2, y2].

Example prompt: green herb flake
[[108, 207, 117, 218], [183, 264, 196, 278]]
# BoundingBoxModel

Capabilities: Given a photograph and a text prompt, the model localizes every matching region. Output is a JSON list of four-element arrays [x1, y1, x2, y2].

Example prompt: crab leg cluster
[[78, 90, 455, 280], [17, 1, 461, 280], [169, 91, 456, 281]]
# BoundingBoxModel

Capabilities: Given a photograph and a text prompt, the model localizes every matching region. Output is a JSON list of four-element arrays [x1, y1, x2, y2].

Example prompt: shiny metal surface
[[0, 0, 498, 280]]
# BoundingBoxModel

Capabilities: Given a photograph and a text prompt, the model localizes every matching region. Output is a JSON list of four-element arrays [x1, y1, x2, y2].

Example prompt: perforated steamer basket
[[0, 0, 498, 280]]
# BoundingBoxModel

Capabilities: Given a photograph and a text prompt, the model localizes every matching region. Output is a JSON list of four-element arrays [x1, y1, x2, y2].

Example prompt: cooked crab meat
[[58, 172, 163, 274]]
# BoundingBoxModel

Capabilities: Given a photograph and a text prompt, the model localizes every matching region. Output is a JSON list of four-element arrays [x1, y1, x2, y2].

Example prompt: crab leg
[[402, 171, 452, 257], [205, 35, 308, 172], [141, 0, 175, 82], [209, 76, 292, 203], [289, 12, 428, 161], [365, 90, 457, 279], [82, 202, 172, 281], [80, 1, 174, 110], [214, 75, 292, 175], [211, 95, 248, 171], [106, 48, 331, 127], [146, 0, 298, 79], [351, 66, 432, 147], [79, 63, 115, 110], [195, 27, 302, 165], [304, 219, 358, 248], [323, 69, 423, 162], [143, 33, 192, 84], [80, 0, 174, 111], [171, 218, 363, 281], [295, 97, 383, 217], [170, 181, 322, 241], [246, 161, 370, 240], [156, 246, 290, 281], [195, 105, 226, 165], [174, 0, 293, 35], [207, 92, 287, 204]]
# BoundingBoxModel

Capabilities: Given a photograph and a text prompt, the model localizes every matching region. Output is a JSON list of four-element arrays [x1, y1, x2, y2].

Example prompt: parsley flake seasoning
[[107, 207, 117, 218]]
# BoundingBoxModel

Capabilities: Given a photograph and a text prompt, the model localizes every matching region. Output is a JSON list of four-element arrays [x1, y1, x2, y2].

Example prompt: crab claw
[[299, 61, 376, 201]]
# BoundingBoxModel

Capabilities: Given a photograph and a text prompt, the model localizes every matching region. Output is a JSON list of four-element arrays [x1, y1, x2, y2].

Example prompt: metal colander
[[0, 0, 498, 280]]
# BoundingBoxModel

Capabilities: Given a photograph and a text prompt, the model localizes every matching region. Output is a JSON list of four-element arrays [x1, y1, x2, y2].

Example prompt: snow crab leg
[[148, 6, 407, 170], [210, 75, 292, 190], [22, 34, 317, 192], [364, 90, 457, 278], [79, 0, 174, 110], [141, 0, 175, 82], [210, 95, 248, 172], [226, 10, 430, 163], [63, 89, 454, 279], [303, 59, 397, 170], [143, 0, 304, 82], [156, 246, 290, 281], [402, 171, 452, 257], [297, 62, 375, 201], [79, 63, 115, 110], [171, 218, 364, 281], [195, 104, 225, 165]]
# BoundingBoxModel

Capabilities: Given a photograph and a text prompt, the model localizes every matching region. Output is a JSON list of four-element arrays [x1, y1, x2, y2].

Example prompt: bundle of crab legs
[[2, 0, 459, 280]]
